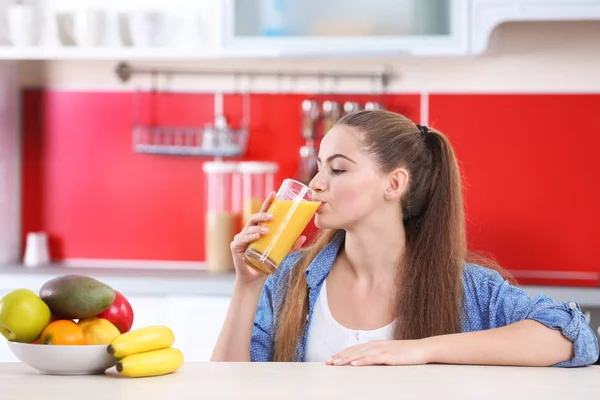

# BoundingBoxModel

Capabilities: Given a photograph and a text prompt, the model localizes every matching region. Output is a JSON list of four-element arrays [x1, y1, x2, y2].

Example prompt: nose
[[309, 170, 326, 194]]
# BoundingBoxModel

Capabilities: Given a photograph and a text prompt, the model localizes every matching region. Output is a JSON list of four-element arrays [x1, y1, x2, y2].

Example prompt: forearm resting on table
[[210, 280, 265, 361], [425, 319, 574, 367]]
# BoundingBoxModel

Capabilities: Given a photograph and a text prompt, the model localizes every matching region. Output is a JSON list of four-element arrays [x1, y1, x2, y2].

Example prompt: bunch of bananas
[[107, 325, 184, 378]]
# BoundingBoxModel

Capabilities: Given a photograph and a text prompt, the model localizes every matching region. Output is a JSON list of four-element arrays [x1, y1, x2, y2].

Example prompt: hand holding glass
[[243, 179, 321, 274]]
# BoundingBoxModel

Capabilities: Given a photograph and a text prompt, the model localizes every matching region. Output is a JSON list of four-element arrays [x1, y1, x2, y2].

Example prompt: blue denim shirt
[[251, 230, 599, 367]]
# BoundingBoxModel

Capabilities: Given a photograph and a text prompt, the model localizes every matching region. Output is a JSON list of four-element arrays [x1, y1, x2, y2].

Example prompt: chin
[[314, 213, 344, 230]]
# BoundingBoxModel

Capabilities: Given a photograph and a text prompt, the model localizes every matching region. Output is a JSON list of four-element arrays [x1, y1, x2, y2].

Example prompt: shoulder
[[461, 262, 511, 301], [462, 262, 505, 285]]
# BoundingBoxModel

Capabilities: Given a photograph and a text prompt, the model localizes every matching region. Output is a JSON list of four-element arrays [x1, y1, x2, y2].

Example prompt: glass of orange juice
[[243, 179, 321, 274]]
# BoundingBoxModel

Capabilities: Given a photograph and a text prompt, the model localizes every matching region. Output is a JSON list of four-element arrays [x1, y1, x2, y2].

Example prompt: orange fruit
[[40, 320, 85, 345]]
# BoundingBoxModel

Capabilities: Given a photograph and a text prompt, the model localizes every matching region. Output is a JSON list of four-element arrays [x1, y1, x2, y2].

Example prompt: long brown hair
[[272, 110, 513, 361]]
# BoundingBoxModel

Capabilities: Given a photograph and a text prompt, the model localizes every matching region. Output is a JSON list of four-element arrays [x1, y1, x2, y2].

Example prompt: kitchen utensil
[[321, 100, 341, 135], [343, 101, 361, 116], [301, 99, 319, 140], [365, 101, 383, 110]]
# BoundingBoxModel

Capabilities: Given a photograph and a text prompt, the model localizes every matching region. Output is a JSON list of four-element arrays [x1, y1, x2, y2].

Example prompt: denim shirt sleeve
[[250, 252, 302, 362], [480, 267, 599, 367]]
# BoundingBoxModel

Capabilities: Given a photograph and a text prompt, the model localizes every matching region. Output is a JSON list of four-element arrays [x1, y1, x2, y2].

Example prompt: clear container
[[237, 162, 279, 229], [202, 161, 241, 273]]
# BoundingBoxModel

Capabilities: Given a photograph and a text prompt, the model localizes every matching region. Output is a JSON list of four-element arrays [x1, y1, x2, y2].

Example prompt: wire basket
[[133, 124, 249, 157]]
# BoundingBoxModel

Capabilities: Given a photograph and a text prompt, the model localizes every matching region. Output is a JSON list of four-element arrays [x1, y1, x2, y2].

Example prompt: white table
[[0, 362, 598, 399]]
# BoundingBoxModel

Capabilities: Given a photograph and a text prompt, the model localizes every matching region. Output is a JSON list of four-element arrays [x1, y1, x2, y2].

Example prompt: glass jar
[[237, 162, 279, 229], [202, 161, 241, 273]]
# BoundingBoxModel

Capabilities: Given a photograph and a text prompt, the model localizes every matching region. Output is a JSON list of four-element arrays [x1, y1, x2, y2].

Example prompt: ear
[[384, 168, 409, 200]]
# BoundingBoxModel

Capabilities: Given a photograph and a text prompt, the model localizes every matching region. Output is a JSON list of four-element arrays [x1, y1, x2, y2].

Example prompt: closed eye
[[331, 169, 345, 175]]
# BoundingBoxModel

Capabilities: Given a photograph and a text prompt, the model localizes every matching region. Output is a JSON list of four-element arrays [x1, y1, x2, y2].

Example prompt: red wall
[[429, 94, 600, 286], [21, 90, 419, 261], [21, 89, 600, 286]]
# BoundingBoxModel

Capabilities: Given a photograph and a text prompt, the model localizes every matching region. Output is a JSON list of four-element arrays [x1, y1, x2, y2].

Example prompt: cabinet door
[[223, 0, 468, 56], [0, 340, 18, 362], [126, 295, 170, 330], [165, 296, 231, 362]]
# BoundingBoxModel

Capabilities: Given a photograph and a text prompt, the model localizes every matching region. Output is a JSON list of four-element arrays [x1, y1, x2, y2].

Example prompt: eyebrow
[[316, 154, 357, 164]]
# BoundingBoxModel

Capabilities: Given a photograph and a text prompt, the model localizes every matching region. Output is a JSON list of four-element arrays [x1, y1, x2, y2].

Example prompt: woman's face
[[309, 125, 393, 230]]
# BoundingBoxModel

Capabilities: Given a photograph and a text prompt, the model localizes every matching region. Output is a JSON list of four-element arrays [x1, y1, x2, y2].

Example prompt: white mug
[[128, 11, 172, 48], [64, 10, 107, 47], [6, 4, 40, 46], [24, 232, 50, 267]]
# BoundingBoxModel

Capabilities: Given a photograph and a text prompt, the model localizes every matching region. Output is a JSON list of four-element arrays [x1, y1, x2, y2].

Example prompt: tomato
[[40, 320, 85, 345]]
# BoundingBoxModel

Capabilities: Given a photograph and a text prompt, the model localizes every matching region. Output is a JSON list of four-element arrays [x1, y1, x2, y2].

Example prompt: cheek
[[332, 178, 381, 210]]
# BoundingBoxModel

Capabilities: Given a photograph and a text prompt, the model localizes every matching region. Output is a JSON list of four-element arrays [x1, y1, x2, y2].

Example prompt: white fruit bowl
[[7, 341, 118, 375]]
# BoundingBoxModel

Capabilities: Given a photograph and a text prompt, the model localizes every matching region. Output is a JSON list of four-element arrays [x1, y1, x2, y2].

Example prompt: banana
[[116, 347, 184, 378], [107, 325, 175, 359]]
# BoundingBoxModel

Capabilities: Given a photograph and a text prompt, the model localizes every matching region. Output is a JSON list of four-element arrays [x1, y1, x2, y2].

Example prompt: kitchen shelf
[[0, 46, 281, 61]]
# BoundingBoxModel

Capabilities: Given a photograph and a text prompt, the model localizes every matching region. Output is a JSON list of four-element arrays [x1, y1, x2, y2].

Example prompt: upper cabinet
[[0, 0, 598, 60], [470, 0, 600, 54], [222, 0, 469, 56]]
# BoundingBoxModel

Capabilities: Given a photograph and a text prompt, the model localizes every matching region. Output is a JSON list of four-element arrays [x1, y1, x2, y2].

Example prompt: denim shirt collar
[[305, 230, 346, 289]]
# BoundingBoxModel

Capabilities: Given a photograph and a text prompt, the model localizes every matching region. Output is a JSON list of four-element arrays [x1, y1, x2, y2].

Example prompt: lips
[[317, 203, 327, 212]]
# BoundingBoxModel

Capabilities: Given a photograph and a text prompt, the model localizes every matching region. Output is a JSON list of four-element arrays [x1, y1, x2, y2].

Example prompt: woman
[[211, 110, 599, 367]]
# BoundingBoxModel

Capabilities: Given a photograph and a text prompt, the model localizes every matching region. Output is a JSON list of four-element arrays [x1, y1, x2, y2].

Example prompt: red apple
[[95, 291, 134, 334]]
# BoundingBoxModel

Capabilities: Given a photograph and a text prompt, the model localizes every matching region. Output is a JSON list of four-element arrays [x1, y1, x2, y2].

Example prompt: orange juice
[[244, 199, 320, 274]]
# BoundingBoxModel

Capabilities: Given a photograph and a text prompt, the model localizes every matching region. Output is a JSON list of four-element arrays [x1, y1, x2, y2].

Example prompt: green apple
[[0, 289, 52, 343]]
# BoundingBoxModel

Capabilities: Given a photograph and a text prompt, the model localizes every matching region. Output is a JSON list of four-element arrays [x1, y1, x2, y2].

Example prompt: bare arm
[[330, 320, 576, 367], [210, 280, 266, 361], [425, 320, 574, 367]]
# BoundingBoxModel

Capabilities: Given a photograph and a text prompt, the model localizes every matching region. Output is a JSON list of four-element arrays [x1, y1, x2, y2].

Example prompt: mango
[[39, 275, 116, 319]]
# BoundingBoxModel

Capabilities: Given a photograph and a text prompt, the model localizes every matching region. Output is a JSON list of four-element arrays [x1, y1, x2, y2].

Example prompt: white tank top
[[304, 279, 396, 362]]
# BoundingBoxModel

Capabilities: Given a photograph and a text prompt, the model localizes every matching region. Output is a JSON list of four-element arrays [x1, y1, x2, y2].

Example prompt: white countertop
[[1, 263, 600, 307], [0, 264, 236, 297], [0, 362, 598, 399]]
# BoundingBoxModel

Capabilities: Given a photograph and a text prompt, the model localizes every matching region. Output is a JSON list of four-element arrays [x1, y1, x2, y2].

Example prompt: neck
[[342, 214, 406, 283]]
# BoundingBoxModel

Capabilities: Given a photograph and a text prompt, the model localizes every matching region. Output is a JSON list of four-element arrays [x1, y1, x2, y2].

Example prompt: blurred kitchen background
[[0, 0, 599, 362]]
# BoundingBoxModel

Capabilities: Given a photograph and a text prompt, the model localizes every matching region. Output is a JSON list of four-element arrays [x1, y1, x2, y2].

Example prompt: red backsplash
[[20, 89, 600, 285], [429, 93, 600, 285], [21, 90, 419, 262]]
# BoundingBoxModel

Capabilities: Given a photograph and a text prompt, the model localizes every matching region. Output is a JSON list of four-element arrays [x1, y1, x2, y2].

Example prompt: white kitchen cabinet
[[125, 295, 170, 331], [223, 0, 470, 56], [470, 0, 600, 54], [165, 296, 231, 362], [0, 0, 599, 60]]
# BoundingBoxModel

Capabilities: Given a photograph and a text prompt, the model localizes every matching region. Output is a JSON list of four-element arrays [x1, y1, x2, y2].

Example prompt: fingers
[[325, 341, 383, 366], [259, 191, 276, 213], [230, 226, 270, 251], [245, 212, 274, 227], [349, 355, 385, 367], [289, 235, 307, 253]]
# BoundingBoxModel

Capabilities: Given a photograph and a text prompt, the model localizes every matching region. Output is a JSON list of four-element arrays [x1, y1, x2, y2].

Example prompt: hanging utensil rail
[[115, 62, 395, 90]]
